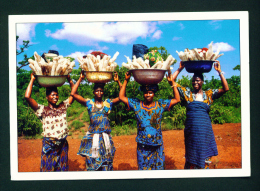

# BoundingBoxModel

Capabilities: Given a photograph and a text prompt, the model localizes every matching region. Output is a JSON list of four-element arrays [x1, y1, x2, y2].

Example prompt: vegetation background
[[17, 65, 241, 138], [16, 38, 241, 137]]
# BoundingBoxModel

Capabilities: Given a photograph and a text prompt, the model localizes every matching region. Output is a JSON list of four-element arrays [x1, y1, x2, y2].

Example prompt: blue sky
[[16, 20, 240, 80]]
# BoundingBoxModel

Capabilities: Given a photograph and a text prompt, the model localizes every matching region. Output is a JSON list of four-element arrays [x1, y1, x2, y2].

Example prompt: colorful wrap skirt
[[77, 132, 116, 171], [40, 137, 68, 172], [137, 143, 165, 170], [184, 101, 218, 169]]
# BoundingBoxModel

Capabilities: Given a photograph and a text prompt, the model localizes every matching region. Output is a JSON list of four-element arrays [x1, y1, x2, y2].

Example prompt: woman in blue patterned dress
[[119, 72, 180, 170], [172, 61, 229, 169], [70, 71, 122, 171]]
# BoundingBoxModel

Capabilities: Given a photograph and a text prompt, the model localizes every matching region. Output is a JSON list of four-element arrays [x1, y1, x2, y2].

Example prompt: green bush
[[111, 124, 136, 136], [71, 120, 85, 130], [210, 105, 241, 124], [81, 111, 90, 122], [17, 102, 42, 136], [17, 65, 241, 137]]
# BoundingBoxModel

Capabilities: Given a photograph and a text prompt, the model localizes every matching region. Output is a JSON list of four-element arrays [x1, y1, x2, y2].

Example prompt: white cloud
[[157, 21, 175, 25], [66, 51, 91, 60], [45, 29, 51, 37], [95, 45, 109, 51], [47, 22, 159, 45], [152, 30, 162, 39], [209, 20, 222, 30], [211, 42, 235, 52], [16, 23, 37, 47], [49, 44, 59, 51], [172, 36, 182, 41], [179, 23, 185, 30]]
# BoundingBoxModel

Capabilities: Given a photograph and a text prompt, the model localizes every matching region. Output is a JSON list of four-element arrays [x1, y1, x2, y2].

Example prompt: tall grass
[[210, 105, 241, 124], [111, 124, 137, 136], [81, 111, 90, 122], [71, 120, 85, 130]]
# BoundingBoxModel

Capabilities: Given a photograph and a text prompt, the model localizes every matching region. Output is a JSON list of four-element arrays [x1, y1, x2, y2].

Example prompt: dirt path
[[18, 123, 241, 171]]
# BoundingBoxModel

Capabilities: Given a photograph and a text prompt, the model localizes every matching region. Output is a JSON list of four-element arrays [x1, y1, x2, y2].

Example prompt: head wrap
[[48, 50, 59, 56], [46, 87, 58, 96], [93, 83, 105, 91], [193, 73, 204, 82], [139, 84, 159, 93]]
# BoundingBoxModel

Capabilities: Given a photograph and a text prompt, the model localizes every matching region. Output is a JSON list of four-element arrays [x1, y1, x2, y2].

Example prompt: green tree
[[16, 36, 31, 55], [233, 65, 240, 71], [17, 36, 34, 71]]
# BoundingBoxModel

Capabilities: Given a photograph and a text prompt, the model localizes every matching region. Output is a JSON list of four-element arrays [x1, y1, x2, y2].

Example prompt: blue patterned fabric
[[127, 98, 171, 170], [77, 133, 116, 171], [86, 98, 113, 134], [185, 101, 218, 168], [40, 137, 68, 172], [77, 98, 116, 171], [127, 98, 171, 146], [137, 143, 165, 170]]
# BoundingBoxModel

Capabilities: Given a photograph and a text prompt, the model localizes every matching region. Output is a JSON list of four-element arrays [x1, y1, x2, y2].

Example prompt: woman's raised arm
[[214, 61, 229, 97], [119, 71, 131, 105], [166, 72, 180, 109], [70, 71, 88, 106], [111, 72, 122, 104], [24, 73, 39, 112], [67, 74, 75, 105], [172, 61, 185, 81]]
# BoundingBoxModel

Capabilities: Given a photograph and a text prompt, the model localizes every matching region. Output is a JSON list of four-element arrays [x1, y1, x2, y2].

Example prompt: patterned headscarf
[[139, 84, 159, 93]]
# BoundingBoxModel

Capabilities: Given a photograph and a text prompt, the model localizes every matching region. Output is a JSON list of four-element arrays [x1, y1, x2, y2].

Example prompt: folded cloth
[[132, 44, 149, 59], [91, 132, 112, 158], [92, 133, 100, 158], [102, 132, 111, 155]]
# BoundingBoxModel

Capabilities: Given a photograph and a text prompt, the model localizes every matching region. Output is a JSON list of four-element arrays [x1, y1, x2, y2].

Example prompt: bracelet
[[219, 71, 224, 75], [171, 85, 177, 88]]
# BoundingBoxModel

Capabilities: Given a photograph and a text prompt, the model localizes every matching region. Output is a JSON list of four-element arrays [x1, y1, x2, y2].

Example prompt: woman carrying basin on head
[[25, 73, 75, 172], [119, 71, 180, 170], [172, 61, 229, 169], [70, 71, 122, 171]]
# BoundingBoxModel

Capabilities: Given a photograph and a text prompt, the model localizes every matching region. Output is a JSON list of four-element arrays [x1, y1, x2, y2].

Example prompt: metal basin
[[36, 75, 67, 87], [130, 69, 167, 85], [85, 71, 113, 83], [183, 60, 214, 73]]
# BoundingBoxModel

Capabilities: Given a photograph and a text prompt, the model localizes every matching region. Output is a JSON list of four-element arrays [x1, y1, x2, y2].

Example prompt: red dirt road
[[18, 123, 241, 172]]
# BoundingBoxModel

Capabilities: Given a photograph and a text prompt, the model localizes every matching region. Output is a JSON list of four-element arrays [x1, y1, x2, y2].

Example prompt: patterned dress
[[77, 98, 116, 171], [127, 98, 171, 170], [177, 85, 219, 169], [35, 99, 70, 172]]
